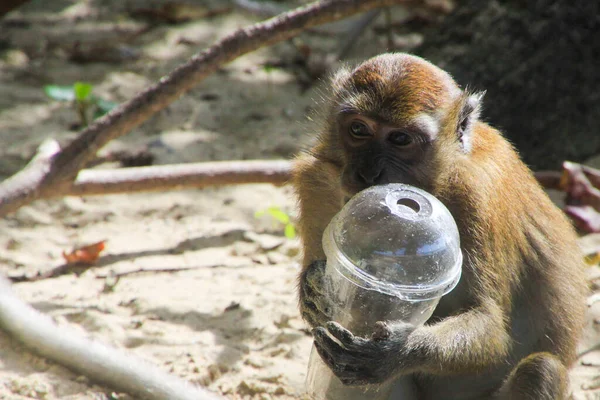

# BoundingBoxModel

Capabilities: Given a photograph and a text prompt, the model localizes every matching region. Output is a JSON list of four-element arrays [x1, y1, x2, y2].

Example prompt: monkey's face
[[328, 54, 466, 201], [338, 112, 438, 200]]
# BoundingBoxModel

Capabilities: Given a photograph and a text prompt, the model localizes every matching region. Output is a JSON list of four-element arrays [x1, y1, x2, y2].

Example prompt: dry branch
[[67, 159, 292, 197], [533, 171, 562, 190], [4, 139, 291, 200], [0, 0, 429, 218]]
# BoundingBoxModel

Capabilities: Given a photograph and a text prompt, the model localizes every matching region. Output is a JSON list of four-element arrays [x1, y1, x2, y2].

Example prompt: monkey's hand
[[299, 260, 335, 328], [313, 320, 416, 386]]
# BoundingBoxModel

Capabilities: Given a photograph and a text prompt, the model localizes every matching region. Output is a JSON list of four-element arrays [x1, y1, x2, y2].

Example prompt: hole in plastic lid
[[396, 197, 420, 214]]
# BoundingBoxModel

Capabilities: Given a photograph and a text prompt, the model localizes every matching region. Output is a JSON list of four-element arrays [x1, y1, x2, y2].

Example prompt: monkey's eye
[[388, 131, 413, 146], [349, 121, 371, 139]]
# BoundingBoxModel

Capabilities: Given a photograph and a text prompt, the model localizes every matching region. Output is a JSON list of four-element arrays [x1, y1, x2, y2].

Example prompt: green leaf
[[266, 207, 289, 224], [284, 223, 296, 239], [44, 85, 75, 101], [74, 82, 93, 102]]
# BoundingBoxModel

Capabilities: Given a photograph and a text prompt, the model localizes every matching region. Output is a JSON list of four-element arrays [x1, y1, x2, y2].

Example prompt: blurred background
[[0, 1, 598, 399]]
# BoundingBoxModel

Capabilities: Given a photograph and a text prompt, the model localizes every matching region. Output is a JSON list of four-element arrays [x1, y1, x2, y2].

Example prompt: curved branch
[[0, 0, 421, 217]]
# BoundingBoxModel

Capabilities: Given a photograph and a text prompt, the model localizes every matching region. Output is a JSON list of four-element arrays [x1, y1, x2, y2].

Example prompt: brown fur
[[293, 53, 587, 399], [332, 55, 459, 124]]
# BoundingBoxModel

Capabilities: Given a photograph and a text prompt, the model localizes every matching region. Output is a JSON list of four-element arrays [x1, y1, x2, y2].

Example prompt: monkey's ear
[[457, 91, 485, 153]]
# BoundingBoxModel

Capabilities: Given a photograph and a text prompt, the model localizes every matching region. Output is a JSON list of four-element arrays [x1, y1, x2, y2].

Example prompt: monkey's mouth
[[341, 182, 372, 204], [340, 185, 357, 205]]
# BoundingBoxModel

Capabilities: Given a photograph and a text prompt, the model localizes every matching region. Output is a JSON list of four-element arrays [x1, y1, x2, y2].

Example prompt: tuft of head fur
[[330, 53, 462, 125]]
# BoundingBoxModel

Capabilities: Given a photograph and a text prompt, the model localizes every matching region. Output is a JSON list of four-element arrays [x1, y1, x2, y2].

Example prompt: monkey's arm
[[293, 152, 343, 326], [0, 276, 222, 400], [313, 298, 510, 385], [292, 152, 343, 268]]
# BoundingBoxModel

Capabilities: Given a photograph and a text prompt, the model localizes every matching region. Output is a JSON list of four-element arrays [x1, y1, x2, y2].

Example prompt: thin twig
[[8, 263, 101, 283], [95, 265, 229, 279]]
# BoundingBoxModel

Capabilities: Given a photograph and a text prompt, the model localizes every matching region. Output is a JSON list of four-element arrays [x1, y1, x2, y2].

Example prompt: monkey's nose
[[357, 168, 384, 185]]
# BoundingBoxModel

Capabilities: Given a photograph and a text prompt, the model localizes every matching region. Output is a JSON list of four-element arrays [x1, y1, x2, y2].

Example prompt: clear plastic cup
[[306, 184, 463, 400]]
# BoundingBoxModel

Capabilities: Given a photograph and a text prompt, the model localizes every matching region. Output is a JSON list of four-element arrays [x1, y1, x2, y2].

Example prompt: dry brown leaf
[[62, 240, 106, 265]]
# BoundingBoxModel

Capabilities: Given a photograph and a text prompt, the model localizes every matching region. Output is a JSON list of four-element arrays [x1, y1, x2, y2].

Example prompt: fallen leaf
[[565, 206, 600, 234], [560, 162, 600, 233], [562, 162, 600, 210], [62, 240, 106, 265]]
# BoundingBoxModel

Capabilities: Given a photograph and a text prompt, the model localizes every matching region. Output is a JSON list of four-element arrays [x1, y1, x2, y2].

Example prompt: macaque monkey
[[293, 53, 587, 399], [0, 276, 221, 400]]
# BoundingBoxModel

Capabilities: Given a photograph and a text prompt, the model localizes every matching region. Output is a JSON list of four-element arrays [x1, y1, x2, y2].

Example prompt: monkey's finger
[[323, 354, 376, 386], [314, 299, 332, 319], [325, 322, 374, 355], [302, 299, 318, 314], [326, 321, 355, 344], [301, 279, 315, 298], [313, 328, 341, 367], [314, 338, 381, 387], [372, 321, 392, 341], [313, 326, 345, 351], [301, 303, 319, 328], [305, 260, 328, 295], [302, 275, 324, 298], [315, 328, 370, 367], [301, 299, 331, 328], [308, 260, 327, 272], [314, 336, 365, 381], [339, 374, 374, 387], [332, 365, 368, 384], [313, 326, 360, 367]]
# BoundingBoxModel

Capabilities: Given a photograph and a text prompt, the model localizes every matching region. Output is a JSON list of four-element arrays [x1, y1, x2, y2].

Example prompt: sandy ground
[[0, 1, 599, 399]]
